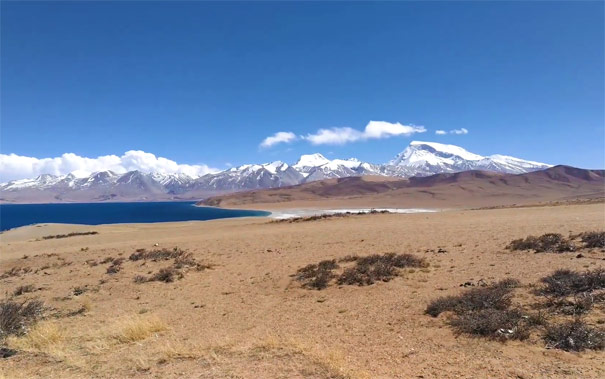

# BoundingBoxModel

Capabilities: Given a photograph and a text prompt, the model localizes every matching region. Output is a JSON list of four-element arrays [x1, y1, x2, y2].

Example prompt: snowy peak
[[293, 153, 330, 169], [390, 141, 484, 167], [389, 141, 550, 175]]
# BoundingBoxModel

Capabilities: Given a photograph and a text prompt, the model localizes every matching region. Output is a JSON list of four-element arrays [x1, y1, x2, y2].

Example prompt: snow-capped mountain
[[0, 141, 552, 203], [389, 141, 551, 175]]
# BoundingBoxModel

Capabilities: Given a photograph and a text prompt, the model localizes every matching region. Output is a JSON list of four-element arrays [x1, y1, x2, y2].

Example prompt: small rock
[[576, 254, 584, 258]]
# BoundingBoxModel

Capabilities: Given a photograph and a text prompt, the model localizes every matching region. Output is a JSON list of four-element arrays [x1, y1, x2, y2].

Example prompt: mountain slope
[[0, 141, 554, 203], [199, 166, 605, 209]]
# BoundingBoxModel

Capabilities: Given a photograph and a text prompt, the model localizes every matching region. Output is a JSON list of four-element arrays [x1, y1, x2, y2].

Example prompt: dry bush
[[536, 268, 605, 297], [580, 231, 605, 248], [295, 260, 339, 290], [0, 300, 44, 338], [546, 294, 595, 316], [12, 285, 36, 297], [425, 279, 519, 317], [129, 247, 187, 262], [449, 308, 530, 340], [0, 266, 32, 279], [148, 267, 183, 283], [425, 279, 536, 341], [106, 258, 125, 274], [42, 231, 98, 240], [337, 253, 428, 286], [544, 319, 605, 351], [507, 233, 575, 253], [272, 210, 391, 224], [133, 275, 148, 284], [295, 253, 427, 289]]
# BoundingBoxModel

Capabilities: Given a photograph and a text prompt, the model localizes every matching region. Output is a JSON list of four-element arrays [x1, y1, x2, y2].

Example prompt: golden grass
[[110, 314, 168, 343], [252, 336, 370, 379], [7, 321, 64, 353]]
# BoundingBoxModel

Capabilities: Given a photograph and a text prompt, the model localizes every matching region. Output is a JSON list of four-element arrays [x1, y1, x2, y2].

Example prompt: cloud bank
[[304, 121, 426, 145], [435, 128, 469, 135], [0, 151, 218, 182], [260, 131, 297, 148]]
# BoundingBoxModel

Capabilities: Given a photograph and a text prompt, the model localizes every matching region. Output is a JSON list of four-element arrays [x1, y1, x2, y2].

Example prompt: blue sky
[[1, 1, 603, 177]]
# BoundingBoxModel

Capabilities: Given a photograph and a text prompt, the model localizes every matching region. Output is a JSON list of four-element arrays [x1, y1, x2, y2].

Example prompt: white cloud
[[435, 128, 469, 135], [451, 128, 469, 135], [0, 151, 218, 182], [259, 131, 297, 148], [304, 121, 426, 145]]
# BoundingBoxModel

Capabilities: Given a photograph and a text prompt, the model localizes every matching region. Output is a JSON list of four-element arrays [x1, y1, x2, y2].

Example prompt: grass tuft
[[111, 315, 167, 343]]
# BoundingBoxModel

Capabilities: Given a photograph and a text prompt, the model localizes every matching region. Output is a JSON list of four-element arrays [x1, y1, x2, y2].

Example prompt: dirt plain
[[1, 202, 604, 378]]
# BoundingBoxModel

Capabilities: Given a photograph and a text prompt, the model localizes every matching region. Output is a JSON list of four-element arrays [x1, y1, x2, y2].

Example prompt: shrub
[[295, 260, 339, 290], [0, 267, 32, 279], [42, 231, 98, 240], [537, 268, 605, 297], [580, 231, 605, 248], [106, 258, 125, 274], [129, 247, 187, 262], [13, 285, 36, 297], [544, 319, 605, 351], [547, 295, 594, 316], [449, 308, 529, 340], [425, 279, 516, 317], [133, 275, 148, 284], [507, 233, 575, 253], [0, 300, 44, 338], [336, 253, 428, 286], [148, 267, 183, 283]]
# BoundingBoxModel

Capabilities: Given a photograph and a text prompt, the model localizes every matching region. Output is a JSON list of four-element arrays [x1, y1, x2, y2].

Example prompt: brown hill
[[199, 166, 605, 209]]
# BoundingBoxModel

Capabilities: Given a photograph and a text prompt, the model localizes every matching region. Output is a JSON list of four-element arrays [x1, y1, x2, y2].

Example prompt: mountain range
[[0, 141, 552, 203]]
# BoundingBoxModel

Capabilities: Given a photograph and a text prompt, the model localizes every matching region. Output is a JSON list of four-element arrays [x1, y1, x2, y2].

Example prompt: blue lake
[[0, 202, 270, 231]]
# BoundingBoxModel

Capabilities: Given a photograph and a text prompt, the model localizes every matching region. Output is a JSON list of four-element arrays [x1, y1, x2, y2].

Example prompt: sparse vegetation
[[449, 308, 530, 341], [149, 267, 183, 283], [579, 231, 605, 248], [295, 260, 339, 290], [425, 279, 519, 317], [130, 247, 211, 284], [544, 319, 605, 351], [0, 300, 45, 338], [12, 285, 36, 297], [507, 233, 575, 253], [106, 257, 125, 274], [536, 268, 605, 297], [0, 266, 32, 279], [295, 253, 427, 290], [272, 210, 392, 223], [42, 231, 98, 240], [424, 279, 534, 340], [129, 247, 187, 262], [111, 315, 167, 343]]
